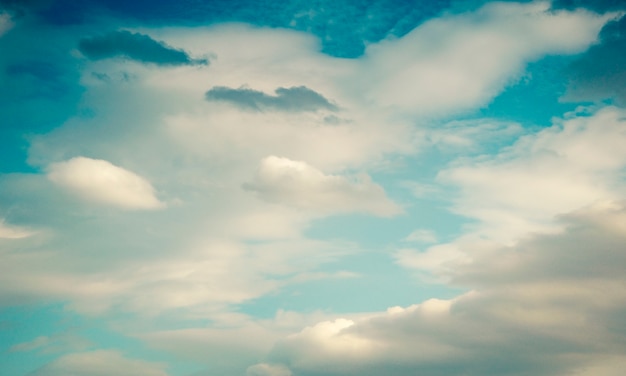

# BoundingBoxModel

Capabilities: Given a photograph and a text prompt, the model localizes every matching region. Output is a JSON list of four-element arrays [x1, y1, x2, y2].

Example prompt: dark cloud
[[78, 30, 207, 66], [205, 86, 337, 112], [563, 15, 626, 104]]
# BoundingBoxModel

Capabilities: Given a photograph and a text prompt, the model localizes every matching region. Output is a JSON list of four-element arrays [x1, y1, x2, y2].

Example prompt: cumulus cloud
[[255, 202, 626, 376], [47, 157, 164, 210], [78, 30, 207, 66], [243, 156, 401, 217], [205, 86, 337, 112], [28, 350, 168, 376]]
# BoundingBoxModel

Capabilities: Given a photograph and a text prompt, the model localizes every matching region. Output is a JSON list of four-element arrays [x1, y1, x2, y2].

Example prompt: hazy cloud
[[28, 350, 168, 376], [78, 30, 207, 66], [205, 86, 337, 112], [0, 11, 12, 37]]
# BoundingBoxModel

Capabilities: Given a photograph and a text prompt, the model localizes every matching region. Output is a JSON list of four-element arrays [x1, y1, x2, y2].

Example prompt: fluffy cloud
[[244, 156, 401, 216], [47, 157, 164, 210], [437, 106, 626, 243], [0, 3, 621, 375], [78, 30, 207, 66], [28, 350, 168, 376], [359, 1, 616, 115], [205, 85, 337, 112], [253, 202, 626, 376]]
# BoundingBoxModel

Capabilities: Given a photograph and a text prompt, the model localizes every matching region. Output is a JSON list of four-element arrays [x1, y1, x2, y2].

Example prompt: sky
[[1, 0, 626, 375]]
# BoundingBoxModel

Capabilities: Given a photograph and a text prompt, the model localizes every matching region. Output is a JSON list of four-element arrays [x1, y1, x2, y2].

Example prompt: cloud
[[0, 4, 621, 374], [78, 30, 207, 66], [243, 156, 401, 217], [0, 219, 32, 239], [205, 86, 337, 112], [436, 106, 626, 243], [247, 363, 293, 376], [9, 331, 92, 354], [563, 15, 626, 104], [358, 1, 615, 115], [254, 202, 626, 376], [47, 156, 164, 210], [0, 11, 12, 37], [28, 350, 168, 376]]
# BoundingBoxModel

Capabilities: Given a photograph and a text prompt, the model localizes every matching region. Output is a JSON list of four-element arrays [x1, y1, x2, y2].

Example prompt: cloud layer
[[254, 201, 626, 376]]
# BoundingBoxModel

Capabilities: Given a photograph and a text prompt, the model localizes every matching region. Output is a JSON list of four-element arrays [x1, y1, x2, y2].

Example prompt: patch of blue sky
[[478, 55, 582, 127], [0, 304, 76, 376], [237, 250, 464, 317]]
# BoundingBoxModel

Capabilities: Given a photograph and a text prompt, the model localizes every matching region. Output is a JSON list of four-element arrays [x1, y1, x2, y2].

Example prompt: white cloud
[[28, 350, 168, 376], [439, 106, 626, 243], [255, 202, 626, 376], [47, 157, 164, 210], [396, 107, 626, 279], [360, 1, 615, 115], [0, 4, 620, 374], [244, 156, 401, 217]]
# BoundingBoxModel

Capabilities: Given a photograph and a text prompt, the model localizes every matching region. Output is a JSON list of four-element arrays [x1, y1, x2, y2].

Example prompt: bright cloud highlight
[[47, 157, 164, 210]]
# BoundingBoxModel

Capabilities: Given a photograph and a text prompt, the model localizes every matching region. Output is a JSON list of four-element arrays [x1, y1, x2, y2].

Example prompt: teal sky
[[2, 1, 626, 375]]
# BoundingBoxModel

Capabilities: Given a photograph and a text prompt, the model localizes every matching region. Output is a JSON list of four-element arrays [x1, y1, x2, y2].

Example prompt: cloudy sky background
[[1, 0, 626, 375]]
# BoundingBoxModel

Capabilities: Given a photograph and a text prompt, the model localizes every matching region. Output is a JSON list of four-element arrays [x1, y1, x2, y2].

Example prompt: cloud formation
[[47, 157, 164, 210], [244, 156, 401, 216], [254, 201, 626, 376], [28, 350, 168, 376], [78, 30, 207, 66], [205, 86, 337, 112], [359, 1, 615, 115], [437, 106, 626, 243]]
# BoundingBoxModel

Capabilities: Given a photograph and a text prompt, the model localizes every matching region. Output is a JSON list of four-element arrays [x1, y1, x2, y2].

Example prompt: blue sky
[[1, 1, 626, 375]]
